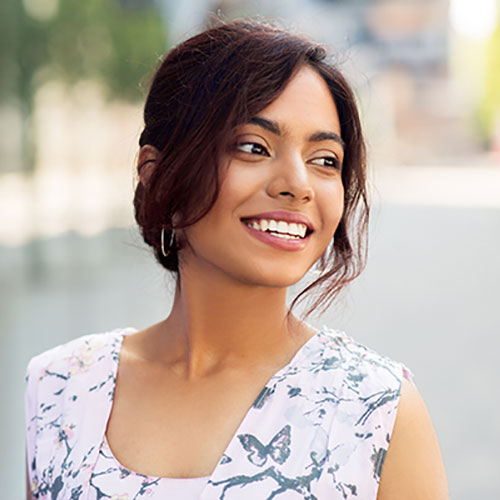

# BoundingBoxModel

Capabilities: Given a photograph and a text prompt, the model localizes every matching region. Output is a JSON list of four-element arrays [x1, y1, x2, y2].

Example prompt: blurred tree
[[0, 0, 166, 172], [0, 0, 49, 173]]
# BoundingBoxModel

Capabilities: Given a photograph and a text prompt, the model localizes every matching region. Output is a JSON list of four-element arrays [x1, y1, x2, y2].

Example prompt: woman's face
[[181, 65, 345, 288]]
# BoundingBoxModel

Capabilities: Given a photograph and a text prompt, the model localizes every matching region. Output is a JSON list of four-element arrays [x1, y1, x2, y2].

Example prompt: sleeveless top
[[25, 327, 411, 500]]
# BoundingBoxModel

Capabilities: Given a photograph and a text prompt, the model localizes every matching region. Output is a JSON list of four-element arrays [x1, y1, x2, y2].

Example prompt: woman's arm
[[377, 378, 449, 500]]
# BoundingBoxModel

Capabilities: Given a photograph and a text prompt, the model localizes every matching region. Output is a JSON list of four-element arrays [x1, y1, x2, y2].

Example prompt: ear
[[137, 145, 160, 187]]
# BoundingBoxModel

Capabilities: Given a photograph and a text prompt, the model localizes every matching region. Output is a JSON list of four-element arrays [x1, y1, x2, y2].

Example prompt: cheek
[[180, 175, 250, 253], [204, 167, 264, 227], [318, 184, 344, 236], [219, 165, 263, 203]]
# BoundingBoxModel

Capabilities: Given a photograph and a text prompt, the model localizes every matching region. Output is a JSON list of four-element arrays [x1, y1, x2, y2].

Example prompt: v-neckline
[[106, 327, 323, 487]]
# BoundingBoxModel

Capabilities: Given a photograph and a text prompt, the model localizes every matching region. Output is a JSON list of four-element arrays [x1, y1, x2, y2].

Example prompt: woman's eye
[[310, 156, 341, 170], [236, 142, 270, 156]]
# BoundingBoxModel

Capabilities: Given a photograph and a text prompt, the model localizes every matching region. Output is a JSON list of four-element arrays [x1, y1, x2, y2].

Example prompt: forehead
[[256, 66, 341, 137]]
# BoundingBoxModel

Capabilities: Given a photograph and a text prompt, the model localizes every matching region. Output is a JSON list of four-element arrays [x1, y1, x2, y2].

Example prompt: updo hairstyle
[[133, 19, 369, 315]]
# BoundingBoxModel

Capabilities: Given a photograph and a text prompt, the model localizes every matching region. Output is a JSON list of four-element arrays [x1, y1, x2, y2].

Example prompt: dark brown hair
[[134, 18, 369, 316]]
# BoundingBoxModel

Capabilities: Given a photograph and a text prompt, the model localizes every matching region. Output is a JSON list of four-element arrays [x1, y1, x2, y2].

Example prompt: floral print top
[[25, 327, 410, 500]]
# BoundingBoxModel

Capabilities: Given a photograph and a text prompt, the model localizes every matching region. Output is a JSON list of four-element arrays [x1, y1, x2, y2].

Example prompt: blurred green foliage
[[481, 13, 500, 144], [0, 0, 166, 172], [0, 0, 166, 105]]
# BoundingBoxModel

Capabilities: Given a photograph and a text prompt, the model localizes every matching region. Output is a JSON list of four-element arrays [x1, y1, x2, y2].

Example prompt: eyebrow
[[249, 116, 345, 150], [250, 116, 281, 135]]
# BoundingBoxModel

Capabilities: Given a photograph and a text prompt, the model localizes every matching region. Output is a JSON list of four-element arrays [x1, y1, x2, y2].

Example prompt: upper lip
[[241, 211, 315, 231]]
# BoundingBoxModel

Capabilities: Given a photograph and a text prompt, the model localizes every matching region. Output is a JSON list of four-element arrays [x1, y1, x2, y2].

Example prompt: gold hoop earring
[[161, 227, 175, 257]]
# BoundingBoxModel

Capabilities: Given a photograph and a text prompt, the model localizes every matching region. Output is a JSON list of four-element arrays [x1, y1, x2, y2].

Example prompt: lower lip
[[241, 222, 310, 251]]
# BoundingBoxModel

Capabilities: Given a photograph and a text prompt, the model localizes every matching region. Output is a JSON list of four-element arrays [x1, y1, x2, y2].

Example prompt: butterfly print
[[238, 425, 291, 467]]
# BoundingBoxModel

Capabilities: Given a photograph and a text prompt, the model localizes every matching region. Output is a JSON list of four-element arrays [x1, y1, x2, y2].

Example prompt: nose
[[265, 154, 314, 203]]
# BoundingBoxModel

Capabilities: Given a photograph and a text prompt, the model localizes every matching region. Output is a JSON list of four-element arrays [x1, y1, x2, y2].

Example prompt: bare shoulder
[[377, 378, 449, 500]]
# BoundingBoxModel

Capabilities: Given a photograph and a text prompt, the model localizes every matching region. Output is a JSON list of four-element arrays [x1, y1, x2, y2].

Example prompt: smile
[[243, 218, 308, 239], [240, 215, 313, 251]]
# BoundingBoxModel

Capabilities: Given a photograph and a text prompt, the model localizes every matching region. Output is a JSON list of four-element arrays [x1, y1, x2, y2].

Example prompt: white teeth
[[259, 219, 269, 231], [245, 218, 310, 239], [268, 220, 278, 232], [269, 232, 298, 240], [277, 221, 288, 233]]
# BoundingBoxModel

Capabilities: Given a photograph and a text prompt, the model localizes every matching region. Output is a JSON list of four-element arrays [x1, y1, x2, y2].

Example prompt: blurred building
[[208, 0, 483, 166], [0, 0, 498, 246]]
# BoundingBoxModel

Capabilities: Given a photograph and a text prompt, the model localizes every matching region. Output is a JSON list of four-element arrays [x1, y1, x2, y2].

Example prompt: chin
[[235, 265, 308, 289]]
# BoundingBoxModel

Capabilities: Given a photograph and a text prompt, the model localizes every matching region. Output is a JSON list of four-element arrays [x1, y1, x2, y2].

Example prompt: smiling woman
[[134, 20, 368, 315], [25, 19, 449, 500]]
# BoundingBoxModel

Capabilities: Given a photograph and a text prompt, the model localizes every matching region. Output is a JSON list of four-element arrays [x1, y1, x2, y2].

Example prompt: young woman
[[25, 19, 449, 500]]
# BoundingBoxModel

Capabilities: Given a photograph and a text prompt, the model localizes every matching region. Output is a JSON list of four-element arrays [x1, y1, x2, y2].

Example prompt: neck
[[154, 259, 314, 378]]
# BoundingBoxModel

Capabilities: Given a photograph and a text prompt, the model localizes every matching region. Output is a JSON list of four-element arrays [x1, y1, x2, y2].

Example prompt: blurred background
[[1, 0, 499, 498]]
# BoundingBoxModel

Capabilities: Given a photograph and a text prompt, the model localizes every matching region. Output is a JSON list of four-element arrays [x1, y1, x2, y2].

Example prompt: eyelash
[[310, 156, 342, 170], [236, 142, 270, 156], [236, 142, 341, 170]]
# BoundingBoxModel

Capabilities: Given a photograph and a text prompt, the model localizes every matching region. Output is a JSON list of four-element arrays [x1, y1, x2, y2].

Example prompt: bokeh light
[[450, 0, 499, 39]]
